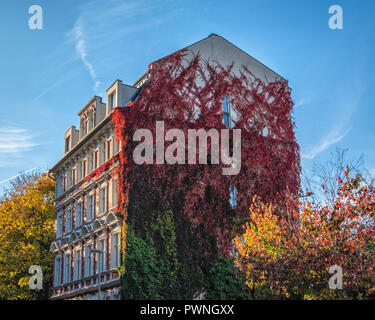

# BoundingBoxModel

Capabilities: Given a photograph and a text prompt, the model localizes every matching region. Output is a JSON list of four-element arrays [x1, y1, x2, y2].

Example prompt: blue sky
[[0, 0, 374, 192]]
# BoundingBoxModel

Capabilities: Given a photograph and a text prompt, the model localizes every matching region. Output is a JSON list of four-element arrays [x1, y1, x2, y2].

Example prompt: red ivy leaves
[[83, 155, 119, 182], [112, 49, 300, 256]]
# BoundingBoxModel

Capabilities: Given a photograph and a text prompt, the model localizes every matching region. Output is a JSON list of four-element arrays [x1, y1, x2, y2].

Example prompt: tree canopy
[[234, 169, 375, 299], [0, 173, 55, 300]]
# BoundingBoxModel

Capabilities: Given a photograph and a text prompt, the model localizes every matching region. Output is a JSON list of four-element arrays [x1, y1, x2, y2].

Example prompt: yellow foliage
[[0, 173, 55, 300]]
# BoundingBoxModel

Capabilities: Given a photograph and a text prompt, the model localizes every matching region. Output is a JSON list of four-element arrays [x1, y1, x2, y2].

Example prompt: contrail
[[0, 167, 38, 185]]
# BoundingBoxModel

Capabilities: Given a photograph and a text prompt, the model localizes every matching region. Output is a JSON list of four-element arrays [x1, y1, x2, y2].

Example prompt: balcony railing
[[52, 268, 120, 299]]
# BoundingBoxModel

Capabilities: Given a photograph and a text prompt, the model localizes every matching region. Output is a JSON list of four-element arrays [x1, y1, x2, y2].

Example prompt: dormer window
[[108, 93, 115, 111], [90, 110, 96, 130], [65, 136, 70, 153], [84, 118, 88, 134]]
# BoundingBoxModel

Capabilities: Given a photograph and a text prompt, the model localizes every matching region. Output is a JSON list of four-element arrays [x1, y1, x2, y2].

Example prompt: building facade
[[49, 34, 292, 300], [49, 80, 142, 300]]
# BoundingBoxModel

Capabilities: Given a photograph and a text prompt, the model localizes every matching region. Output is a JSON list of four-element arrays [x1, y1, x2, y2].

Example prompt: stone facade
[[49, 81, 138, 300]]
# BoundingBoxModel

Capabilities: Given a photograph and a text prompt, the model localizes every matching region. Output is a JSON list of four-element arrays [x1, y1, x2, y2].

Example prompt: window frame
[[65, 208, 72, 233], [87, 194, 94, 221], [99, 185, 107, 214], [229, 185, 238, 208], [65, 136, 70, 153], [73, 248, 82, 281], [56, 211, 63, 238], [63, 253, 71, 284], [75, 201, 83, 228], [111, 179, 118, 209], [111, 232, 120, 269], [54, 255, 62, 287]]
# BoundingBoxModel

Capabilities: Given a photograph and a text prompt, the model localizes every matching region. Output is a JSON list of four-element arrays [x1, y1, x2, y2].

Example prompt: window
[[229, 185, 238, 208], [113, 136, 119, 154], [100, 144, 106, 165], [99, 186, 107, 214], [112, 179, 118, 208], [65, 136, 70, 153], [66, 209, 72, 233], [107, 139, 112, 160], [87, 195, 94, 221], [85, 245, 93, 277], [57, 212, 63, 238], [84, 119, 88, 134], [98, 239, 106, 272], [54, 256, 61, 286], [222, 96, 236, 129], [77, 163, 82, 181], [72, 168, 76, 186], [64, 254, 71, 283], [73, 249, 82, 281], [111, 233, 120, 268], [90, 111, 96, 129], [63, 176, 67, 192], [82, 159, 87, 178], [67, 171, 72, 189], [94, 151, 99, 169], [89, 153, 94, 173], [75, 202, 82, 228], [56, 178, 60, 196], [108, 93, 115, 111]]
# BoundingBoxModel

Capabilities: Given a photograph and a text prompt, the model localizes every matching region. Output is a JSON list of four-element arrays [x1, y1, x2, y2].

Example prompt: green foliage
[[121, 226, 163, 299], [121, 209, 247, 300], [122, 211, 181, 299], [204, 257, 249, 300]]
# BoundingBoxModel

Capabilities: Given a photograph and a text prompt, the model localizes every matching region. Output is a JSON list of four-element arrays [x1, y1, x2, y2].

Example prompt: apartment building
[[49, 80, 142, 300], [49, 34, 291, 300]]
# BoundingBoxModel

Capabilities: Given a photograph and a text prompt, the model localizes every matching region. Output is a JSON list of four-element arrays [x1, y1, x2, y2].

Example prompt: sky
[[0, 0, 374, 193]]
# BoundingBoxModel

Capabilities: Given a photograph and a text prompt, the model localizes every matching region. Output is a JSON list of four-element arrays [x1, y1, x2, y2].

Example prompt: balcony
[[51, 268, 120, 300]]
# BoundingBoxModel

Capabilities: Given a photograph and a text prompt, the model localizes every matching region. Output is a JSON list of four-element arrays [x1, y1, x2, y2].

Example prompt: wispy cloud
[[69, 17, 101, 92], [32, 71, 76, 104], [300, 74, 365, 161], [302, 126, 351, 159], [0, 127, 39, 167], [66, 0, 177, 93], [294, 98, 311, 109]]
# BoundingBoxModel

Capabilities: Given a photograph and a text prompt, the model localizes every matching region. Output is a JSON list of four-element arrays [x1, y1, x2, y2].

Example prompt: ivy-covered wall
[[113, 47, 299, 300], [121, 209, 248, 299]]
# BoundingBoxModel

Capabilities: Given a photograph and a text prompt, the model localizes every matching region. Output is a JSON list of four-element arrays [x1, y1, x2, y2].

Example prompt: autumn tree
[[0, 172, 55, 300], [234, 169, 375, 299], [303, 146, 374, 206]]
